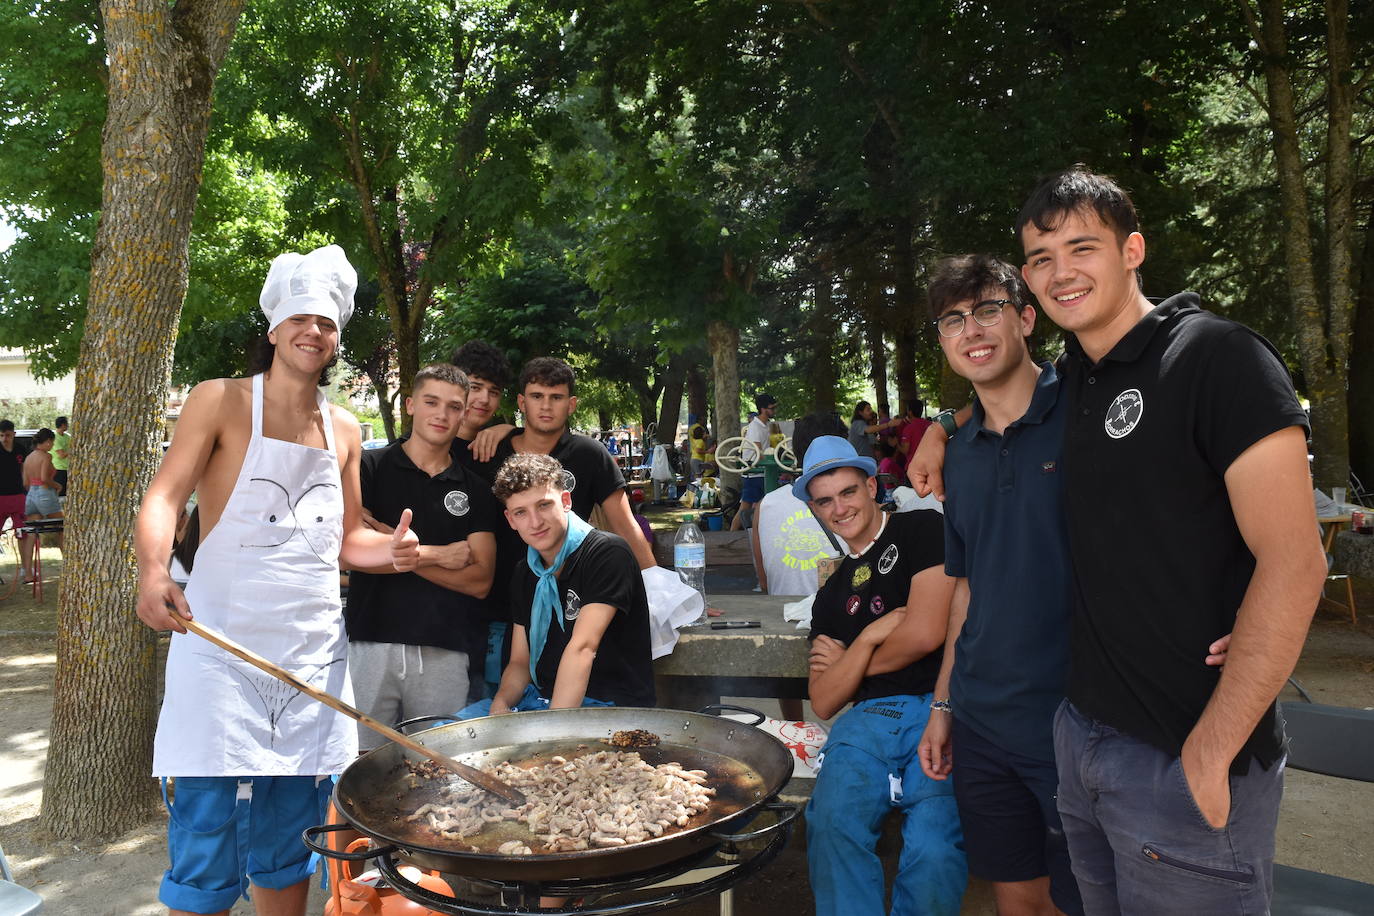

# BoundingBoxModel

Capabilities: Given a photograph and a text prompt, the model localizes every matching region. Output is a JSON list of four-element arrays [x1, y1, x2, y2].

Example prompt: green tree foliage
[[215, 0, 583, 428]]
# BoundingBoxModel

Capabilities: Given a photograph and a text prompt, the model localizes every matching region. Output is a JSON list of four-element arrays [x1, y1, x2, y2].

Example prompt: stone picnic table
[[653, 593, 811, 711]]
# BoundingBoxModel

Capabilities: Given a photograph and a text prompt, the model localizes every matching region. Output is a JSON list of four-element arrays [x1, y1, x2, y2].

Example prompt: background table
[[654, 594, 810, 710]]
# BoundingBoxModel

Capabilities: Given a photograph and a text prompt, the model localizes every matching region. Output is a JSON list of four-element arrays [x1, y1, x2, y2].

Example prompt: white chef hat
[[259, 244, 357, 335]]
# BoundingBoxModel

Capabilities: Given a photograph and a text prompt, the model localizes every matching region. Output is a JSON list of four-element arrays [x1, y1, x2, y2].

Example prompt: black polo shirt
[[943, 362, 1071, 763], [481, 428, 628, 519], [809, 510, 946, 703], [510, 529, 655, 706], [345, 438, 501, 652], [1060, 293, 1308, 771]]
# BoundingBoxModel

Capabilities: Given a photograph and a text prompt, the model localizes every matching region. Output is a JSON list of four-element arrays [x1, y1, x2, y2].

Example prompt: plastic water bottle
[[674, 514, 708, 626]]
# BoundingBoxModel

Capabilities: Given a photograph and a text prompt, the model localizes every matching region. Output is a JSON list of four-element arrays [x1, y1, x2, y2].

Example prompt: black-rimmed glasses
[[933, 299, 1016, 338]]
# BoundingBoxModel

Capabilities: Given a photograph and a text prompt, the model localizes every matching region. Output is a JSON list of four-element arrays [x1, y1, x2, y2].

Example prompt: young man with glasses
[[919, 255, 1084, 916]]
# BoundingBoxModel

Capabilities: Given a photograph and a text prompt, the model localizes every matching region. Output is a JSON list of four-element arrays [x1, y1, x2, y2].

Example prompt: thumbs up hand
[[391, 508, 420, 571]]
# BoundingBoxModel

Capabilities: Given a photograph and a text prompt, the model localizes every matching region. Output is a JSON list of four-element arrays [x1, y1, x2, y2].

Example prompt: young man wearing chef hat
[[797, 435, 966, 916], [135, 245, 419, 916]]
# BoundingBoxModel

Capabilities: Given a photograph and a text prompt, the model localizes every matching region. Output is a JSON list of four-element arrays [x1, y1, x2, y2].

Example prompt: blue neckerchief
[[527, 511, 593, 688]]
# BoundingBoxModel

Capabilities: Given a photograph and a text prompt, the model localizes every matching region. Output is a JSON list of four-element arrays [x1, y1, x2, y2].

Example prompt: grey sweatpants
[[348, 641, 469, 751]]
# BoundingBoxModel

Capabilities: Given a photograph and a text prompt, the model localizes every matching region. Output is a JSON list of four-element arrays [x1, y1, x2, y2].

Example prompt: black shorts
[[951, 715, 1084, 916]]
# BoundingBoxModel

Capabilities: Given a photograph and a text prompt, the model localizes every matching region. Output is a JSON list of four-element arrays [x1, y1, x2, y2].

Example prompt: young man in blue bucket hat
[[798, 435, 966, 915]]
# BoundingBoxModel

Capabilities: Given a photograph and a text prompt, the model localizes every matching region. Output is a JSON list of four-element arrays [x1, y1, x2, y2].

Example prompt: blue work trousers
[[806, 694, 967, 916]]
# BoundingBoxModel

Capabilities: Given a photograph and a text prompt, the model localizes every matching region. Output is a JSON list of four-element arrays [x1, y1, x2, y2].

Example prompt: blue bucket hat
[[792, 435, 877, 500]]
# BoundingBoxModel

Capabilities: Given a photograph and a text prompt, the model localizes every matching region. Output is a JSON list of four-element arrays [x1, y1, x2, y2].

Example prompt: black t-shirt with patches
[[510, 529, 655, 707], [345, 438, 500, 652], [809, 509, 946, 703]]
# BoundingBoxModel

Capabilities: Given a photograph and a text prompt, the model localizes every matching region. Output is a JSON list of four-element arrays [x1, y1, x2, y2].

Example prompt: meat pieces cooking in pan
[[407, 749, 714, 853]]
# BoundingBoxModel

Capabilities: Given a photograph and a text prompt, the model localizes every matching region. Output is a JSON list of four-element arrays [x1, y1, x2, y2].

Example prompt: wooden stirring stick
[[171, 611, 525, 805]]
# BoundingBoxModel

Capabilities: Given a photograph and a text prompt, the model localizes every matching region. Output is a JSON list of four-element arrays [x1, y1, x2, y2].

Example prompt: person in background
[[688, 415, 708, 477], [848, 401, 902, 458], [22, 428, 63, 531], [896, 400, 932, 471], [0, 419, 34, 583], [51, 416, 71, 495], [730, 392, 776, 531], [875, 440, 904, 480]]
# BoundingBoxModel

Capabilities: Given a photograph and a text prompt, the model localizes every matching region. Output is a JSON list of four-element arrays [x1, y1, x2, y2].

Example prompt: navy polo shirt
[[1060, 293, 1308, 771], [943, 361, 1071, 763], [345, 438, 501, 651]]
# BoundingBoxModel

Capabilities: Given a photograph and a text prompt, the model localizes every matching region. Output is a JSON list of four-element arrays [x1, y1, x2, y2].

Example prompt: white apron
[[153, 373, 358, 776]]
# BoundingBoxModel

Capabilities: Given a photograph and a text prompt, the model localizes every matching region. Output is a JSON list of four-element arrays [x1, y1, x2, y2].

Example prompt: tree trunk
[[807, 276, 838, 413], [40, 0, 245, 840], [890, 218, 921, 411], [939, 359, 974, 412], [1246, 0, 1352, 490], [373, 376, 397, 440], [707, 319, 741, 495], [687, 366, 708, 432], [866, 314, 889, 418], [656, 352, 688, 449], [1348, 224, 1374, 490]]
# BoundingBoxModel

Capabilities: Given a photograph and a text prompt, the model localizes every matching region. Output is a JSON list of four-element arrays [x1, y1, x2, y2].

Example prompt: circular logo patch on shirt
[[1105, 388, 1144, 439], [561, 469, 578, 493], [443, 490, 470, 517], [845, 594, 862, 616], [851, 564, 872, 590], [564, 588, 582, 621], [869, 595, 885, 616], [877, 543, 899, 576]]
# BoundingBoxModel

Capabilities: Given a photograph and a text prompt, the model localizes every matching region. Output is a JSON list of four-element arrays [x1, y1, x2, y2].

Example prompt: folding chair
[[1271, 702, 1374, 915], [0, 844, 43, 915]]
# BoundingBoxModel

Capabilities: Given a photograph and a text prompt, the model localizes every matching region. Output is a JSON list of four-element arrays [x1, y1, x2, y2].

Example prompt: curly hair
[[492, 453, 567, 503], [451, 340, 511, 390]]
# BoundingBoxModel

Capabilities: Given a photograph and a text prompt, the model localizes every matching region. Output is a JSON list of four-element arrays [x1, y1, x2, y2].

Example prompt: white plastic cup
[[1334, 487, 1347, 508]]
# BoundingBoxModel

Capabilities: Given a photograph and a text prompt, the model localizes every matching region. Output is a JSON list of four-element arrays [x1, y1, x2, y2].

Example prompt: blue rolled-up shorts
[[740, 475, 765, 504], [159, 775, 333, 914]]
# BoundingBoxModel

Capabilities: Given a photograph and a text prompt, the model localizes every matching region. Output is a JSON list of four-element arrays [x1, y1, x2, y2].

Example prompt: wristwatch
[[930, 699, 952, 713], [933, 409, 958, 438]]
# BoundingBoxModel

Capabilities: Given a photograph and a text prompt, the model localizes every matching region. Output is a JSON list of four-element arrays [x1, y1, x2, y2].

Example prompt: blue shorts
[[160, 775, 333, 914], [952, 715, 1083, 914], [740, 475, 764, 504], [25, 485, 60, 517]]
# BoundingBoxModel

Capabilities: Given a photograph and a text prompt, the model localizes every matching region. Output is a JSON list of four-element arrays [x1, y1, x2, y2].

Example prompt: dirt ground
[[2, 552, 1373, 915]]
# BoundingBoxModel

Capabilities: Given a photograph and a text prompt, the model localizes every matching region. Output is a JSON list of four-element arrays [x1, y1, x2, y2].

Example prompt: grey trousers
[[348, 641, 469, 751], [1053, 700, 1283, 916]]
